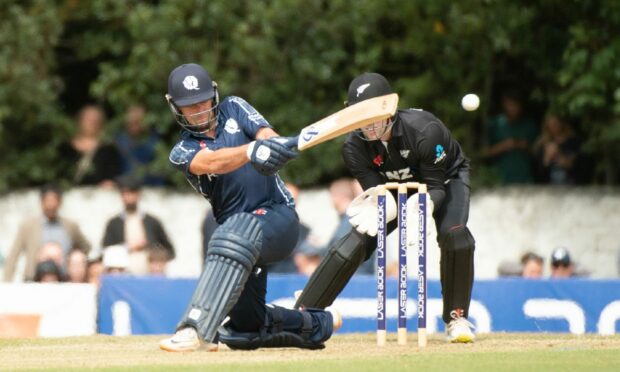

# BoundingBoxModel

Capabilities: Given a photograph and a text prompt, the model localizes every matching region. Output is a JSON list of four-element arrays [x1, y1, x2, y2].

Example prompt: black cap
[[167, 63, 216, 107], [347, 72, 393, 105], [551, 247, 571, 266]]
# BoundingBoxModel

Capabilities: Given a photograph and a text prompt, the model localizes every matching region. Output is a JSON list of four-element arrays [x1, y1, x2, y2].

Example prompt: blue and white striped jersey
[[169, 96, 294, 224]]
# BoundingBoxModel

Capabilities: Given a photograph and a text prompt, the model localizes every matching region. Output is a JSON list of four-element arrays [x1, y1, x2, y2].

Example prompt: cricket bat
[[296, 93, 399, 151]]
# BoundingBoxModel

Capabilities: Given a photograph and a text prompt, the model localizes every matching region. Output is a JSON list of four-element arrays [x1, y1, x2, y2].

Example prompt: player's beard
[[125, 203, 138, 213]]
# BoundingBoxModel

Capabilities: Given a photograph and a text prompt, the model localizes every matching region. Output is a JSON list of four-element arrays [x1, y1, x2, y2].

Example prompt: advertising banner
[[98, 275, 620, 336]]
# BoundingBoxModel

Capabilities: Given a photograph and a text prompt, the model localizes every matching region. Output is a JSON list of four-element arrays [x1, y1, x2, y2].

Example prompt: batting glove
[[247, 136, 299, 176]]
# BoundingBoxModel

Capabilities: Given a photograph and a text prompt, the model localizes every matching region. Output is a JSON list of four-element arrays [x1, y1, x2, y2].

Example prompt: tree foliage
[[1, 0, 619, 192]]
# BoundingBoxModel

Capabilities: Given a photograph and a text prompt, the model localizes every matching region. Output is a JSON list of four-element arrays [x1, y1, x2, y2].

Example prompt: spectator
[[102, 245, 129, 274], [550, 247, 575, 278], [34, 260, 65, 283], [521, 251, 544, 279], [102, 175, 175, 274], [115, 105, 166, 186], [266, 183, 312, 273], [36, 241, 65, 269], [148, 246, 171, 275], [485, 90, 538, 184], [3, 184, 91, 282], [533, 113, 581, 185], [86, 256, 104, 287], [326, 179, 355, 247], [66, 249, 88, 283], [327, 178, 373, 275], [294, 244, 323, 276], [497, 260, 522, 277], [58, 104, 122, 188]]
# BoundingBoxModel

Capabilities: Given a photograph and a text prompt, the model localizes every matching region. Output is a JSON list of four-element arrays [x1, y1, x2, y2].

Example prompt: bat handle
[[289, 135, 300, 150]]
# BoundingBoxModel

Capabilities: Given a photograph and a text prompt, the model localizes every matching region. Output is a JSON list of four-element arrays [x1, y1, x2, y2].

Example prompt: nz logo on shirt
[[382, 167, 414, 181], [434, 144, 446, 164]]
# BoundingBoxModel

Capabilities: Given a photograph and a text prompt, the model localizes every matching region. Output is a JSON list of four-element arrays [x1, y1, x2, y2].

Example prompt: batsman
[[159, 63, 336, 352], [295, 72, 476, 343]]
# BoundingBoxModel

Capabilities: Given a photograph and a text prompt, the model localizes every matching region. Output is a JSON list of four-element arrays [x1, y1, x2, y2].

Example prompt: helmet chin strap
[[165, 81, 220, 135]]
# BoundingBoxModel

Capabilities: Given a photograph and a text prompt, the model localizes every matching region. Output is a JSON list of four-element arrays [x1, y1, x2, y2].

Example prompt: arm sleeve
[[227, 96, 272, 139], [416, 122, 449, 210], [168, 139, 201, 177], [342, 140, 383, 190]]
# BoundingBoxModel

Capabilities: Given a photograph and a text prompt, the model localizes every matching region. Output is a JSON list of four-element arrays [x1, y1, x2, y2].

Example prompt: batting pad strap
[[218, 308, 332, 350], [177, 213, 263, 342], [299, 311, 313, 340], [269, 305, 284, 334]]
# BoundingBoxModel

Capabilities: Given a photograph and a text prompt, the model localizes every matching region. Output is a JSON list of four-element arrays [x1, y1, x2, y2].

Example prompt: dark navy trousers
[[227, 203, 303, 332]]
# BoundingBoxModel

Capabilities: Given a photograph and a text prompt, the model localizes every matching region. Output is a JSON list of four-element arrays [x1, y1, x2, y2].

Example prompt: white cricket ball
[[461, 93, 480, 111]]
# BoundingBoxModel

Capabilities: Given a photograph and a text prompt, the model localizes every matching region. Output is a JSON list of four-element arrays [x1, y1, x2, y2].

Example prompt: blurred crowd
[[55, 104, 166, 189], [1, 174, 371, 285], [3, 178, 174, 286], [498, 247, 591, 279], [484, 90, 593, 185], [42, 93, 600, 192], [0, 99, 614, 286]]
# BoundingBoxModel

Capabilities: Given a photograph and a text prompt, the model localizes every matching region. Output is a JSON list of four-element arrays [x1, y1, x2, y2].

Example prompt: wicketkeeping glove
[[405, 193, 435, 249], [346, 186, 397, 237], [247, 136, 299, 176]]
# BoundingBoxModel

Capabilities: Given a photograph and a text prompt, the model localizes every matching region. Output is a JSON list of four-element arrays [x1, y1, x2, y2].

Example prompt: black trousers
[[434, 167, 475, 323]]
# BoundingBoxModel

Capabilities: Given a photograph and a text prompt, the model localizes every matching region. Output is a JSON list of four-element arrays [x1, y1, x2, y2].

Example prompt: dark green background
[[1, 0, 619, 192]]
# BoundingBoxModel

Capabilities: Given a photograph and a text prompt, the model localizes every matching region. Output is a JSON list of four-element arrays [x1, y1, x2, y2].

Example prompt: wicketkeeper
[[159, 63, 337, 352], [295, 72, 476, 342]]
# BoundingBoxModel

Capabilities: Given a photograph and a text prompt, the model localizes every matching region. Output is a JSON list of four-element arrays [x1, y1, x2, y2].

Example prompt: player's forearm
[[189, 146, 250, 175], [256, 127, 279, 139]]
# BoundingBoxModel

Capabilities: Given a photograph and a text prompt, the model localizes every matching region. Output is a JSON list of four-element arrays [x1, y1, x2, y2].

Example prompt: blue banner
[[98, 275, 620, 335]]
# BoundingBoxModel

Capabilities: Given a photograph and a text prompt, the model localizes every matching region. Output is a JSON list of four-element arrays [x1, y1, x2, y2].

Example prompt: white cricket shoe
[[327, 307, 343, 332], [446, 316, 475, 343], [160, 327, 203, 352]]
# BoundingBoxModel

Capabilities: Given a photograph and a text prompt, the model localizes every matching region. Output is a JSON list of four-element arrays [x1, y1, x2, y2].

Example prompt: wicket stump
[[376, 182, 427, 347]]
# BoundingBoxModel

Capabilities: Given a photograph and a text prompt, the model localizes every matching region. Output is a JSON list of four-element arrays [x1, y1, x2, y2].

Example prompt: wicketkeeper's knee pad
[[218, 306, 333, 350], [438, 225, 475, 253]]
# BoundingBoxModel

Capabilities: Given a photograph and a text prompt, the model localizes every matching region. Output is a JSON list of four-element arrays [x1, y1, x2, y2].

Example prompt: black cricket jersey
[[343, 108, 469, 210]]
